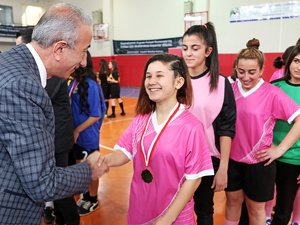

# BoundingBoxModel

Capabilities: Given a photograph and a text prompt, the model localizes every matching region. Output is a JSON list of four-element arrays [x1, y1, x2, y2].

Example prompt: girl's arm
[[107, 74, 114, 83], [213, 79, 236, 191], [153, 178, 201, 225], [74, 116, 100, 142], [212, 136, 231, 191], [103, 150, 130, 167], [107, 74, 119, 83], [257, 115, 300, 165]]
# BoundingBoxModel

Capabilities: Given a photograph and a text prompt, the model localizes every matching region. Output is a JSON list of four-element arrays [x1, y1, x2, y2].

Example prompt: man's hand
[[86, 151, 109, 180]]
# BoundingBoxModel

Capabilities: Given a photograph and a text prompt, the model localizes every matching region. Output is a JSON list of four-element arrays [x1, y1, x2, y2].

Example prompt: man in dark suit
[[45, 78, 80, 225], [0, 3, 108, 225]]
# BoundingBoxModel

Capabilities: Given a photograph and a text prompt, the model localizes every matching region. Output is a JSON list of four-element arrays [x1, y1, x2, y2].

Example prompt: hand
[[212, 168, 227, 192], [152, 215, 173, 225], [73, 128, 80, 143], [86, 151, 109, 180], [256, 145, 285, 166]]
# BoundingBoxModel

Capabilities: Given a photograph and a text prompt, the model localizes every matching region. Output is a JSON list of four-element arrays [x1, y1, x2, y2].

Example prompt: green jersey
[[272, 79, 300, 165]]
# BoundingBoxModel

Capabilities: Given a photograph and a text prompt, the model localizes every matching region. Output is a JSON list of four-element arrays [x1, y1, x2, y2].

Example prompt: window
[[0, 5, 13, 25]]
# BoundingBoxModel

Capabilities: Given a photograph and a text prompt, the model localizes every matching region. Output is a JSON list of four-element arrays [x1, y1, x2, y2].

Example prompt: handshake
[[86, 151, 109, 180]]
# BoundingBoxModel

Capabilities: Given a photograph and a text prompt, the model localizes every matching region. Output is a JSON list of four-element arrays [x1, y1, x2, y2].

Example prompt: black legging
[[271, 161, 300, 225], [194, 157, 219, 225]]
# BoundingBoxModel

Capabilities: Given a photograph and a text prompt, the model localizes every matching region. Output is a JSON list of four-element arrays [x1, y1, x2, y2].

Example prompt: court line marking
[[99, 144, 115, 151], [100, 117, 134, 151], [102, 117, 133, 125]]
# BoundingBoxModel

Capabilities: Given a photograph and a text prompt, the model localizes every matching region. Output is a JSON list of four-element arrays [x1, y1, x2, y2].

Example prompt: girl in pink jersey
[[225, 47, 300, 225], [182, 23, 236, 225], [269, 46, 294, 82], [103, 54, 214, 225]]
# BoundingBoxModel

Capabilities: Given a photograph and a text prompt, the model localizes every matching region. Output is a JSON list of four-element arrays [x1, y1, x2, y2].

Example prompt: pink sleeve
[[269, 69, 284, 82], [115, 117, 138, 156], [272, 88, 300, 123], [185, 122, 214, 179]]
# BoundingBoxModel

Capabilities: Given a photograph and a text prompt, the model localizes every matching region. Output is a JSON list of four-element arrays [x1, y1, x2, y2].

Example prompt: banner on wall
[[113, 37, 182, 55], [0, 25, 32, 38], [230, 1, 300, 23]]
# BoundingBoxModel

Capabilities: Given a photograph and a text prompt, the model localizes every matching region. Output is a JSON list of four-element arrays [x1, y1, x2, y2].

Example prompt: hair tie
[[203, 24, 207, 29]]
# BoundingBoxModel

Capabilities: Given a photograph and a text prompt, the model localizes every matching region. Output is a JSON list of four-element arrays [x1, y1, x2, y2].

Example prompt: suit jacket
[[0, 44, 91, 224], [45, 77, 74, 156]]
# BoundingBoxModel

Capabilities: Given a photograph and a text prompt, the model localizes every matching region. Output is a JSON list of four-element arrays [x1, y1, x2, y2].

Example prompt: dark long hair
[[273, 46, 294, 69], [110, 60, 119, 80], [284, 45, 300, 81], [182, 22, 219, 91], [98, 59, 110, 80], [71, 51, 97, 114], [136, 54, 193, 115]]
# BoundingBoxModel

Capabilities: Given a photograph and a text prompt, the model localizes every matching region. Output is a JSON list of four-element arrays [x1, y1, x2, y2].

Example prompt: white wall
[[112, 0, 184, 40], [1, 0, 299, 55], [210, 0, 300, 53]]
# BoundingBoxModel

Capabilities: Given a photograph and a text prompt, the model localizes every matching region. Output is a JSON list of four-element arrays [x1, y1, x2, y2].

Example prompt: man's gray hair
[[32, 3, 92, 49]]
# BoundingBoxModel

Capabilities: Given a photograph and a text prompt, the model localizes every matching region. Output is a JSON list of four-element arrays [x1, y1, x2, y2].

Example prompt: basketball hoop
[[93, 23, 109, 41], [184, 11, 208, 31]]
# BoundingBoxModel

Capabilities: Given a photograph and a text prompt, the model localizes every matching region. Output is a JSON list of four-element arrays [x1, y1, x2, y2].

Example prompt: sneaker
[[107, 114, 116, 118], [266, 219, 272, 225], [43, 207, 55, 224], [120, 112, 126, 116], [77, 197, 87, 208], [78, 200, 99, 216]]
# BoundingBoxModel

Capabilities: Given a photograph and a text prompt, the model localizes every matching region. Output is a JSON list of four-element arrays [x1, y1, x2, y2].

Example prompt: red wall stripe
[[92, 52, 282, 87]]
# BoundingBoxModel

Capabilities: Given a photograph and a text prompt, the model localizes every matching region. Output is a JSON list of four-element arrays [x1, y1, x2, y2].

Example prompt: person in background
[[238, 37, 275, 225], [269, 46, 294, 82], [0, 3, 108, 224], [15, 27, 34, 45], [182, 23, 236, 225], [69, 51, 105, 216], [246, 38, 260, 50], [293, 189, 300, 225], [103, 54, 214, 225], [225, 47, 300, 225], [107, 60, 126, 118], [270, 45, 300, 225], [45, 78, 81, 225], [228, 59, 238, 84], [98, 59, 110, 115]]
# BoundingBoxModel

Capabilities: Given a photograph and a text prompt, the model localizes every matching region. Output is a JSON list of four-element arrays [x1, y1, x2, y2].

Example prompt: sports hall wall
[[1, 0, 299, 87]]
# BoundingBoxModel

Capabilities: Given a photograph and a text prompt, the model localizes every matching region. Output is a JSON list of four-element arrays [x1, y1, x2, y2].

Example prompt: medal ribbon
[[68, 79, 78, 104], [140, 103, 180, 167]]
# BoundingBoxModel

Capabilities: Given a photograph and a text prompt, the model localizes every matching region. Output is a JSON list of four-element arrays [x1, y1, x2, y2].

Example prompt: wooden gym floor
[[43, 97, 226, 225]]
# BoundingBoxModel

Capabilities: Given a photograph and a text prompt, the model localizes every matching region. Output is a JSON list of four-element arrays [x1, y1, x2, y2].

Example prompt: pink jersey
[[115, 104, 214, 225], [189, 73, 225, 158], [231, 79, 300, 164], [269, 68, 284, 82]]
